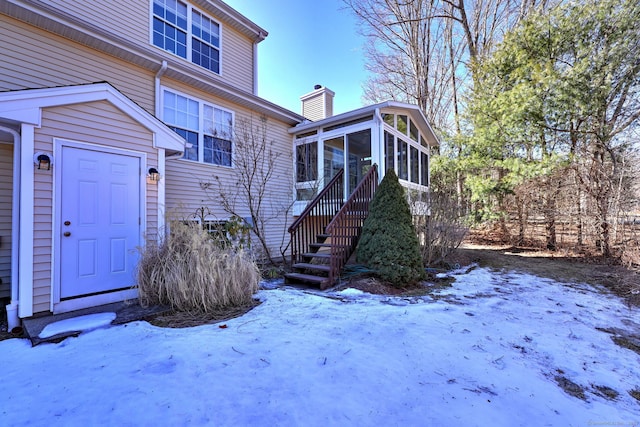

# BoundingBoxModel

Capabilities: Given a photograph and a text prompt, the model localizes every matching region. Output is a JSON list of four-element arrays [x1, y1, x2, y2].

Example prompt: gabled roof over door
[[0, 82, 185, 155]]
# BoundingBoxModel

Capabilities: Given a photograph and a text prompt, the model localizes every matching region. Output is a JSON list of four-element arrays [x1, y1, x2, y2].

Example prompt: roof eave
[[289, 101, 440, 147]]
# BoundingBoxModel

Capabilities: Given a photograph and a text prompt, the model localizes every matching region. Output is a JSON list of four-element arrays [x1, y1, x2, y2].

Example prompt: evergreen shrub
[[356, 170, 426, 287]]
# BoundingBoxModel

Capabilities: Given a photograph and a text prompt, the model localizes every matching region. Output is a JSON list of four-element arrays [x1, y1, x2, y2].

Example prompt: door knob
[[63, 231, 71, 237], [64, 221, 71, 226]]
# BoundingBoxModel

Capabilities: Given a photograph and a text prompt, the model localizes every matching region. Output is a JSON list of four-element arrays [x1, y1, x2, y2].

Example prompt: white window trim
[[383, 123, 429, 190], [161, 86, 234, 167], [150, 0, 223, 76]]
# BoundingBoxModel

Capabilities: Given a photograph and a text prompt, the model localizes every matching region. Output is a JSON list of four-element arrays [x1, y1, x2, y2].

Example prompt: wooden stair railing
[[325, 164, 378, 286], [288, 169, 344, 268], [285, 165, 378, 289]]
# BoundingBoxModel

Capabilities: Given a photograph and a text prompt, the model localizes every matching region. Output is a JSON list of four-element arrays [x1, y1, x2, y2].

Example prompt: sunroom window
[[397, 139, 408, 180], [153, 0, 221, 74], [383, 115, 430, 188], [163, 90, 233, 166], [296, 142, 318, 183], [410, 146, 419, 183]]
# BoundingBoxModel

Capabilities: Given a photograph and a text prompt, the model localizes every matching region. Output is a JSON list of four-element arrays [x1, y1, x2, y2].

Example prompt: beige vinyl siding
[[302, 97, 324, 121], [163, 83, 294, 256], [45, 0, 150, 46], [325, 97, 334, 118], [35, 0, 255, 92], [0, 142, 12, 298], [221, 27, 254, 92], [0, 18, 156, 114], [31, 101, 157, 314]]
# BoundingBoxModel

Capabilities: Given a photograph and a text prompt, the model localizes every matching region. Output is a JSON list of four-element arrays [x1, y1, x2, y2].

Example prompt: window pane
[[397, 114, 408, 135], [324, 136, 344, 183], [421, 152, 429, 186], [207, 107, 232, 138], [296, 142, 318, 182], [192, 39, 220, 73], [410, 120, 419, 142], [213, 138, 232, 166], [382, 113, 394, 127], [203, 105, 214, 135], [203, 135, 232, 166], [170, 127, 198, 161], [222, 111, 232, 137], [384, 131, 394, 173], [164, 91, 198, 130], [203, 135, 214, 164], [410, 146, 419, 183], [397, 139, 408, 180], [296, 188, 316, 201]]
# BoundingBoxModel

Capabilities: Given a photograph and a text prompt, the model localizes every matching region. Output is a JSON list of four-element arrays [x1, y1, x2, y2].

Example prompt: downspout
[[253, 32, 266, 95], [155, 60, 168, 118], [155, 61, 168, 232], [1, 125, 21, 331], [156, 59, 189, 162]]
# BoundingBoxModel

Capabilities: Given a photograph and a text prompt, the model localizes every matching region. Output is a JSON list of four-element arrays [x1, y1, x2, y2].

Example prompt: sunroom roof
[[288, 101, 440, 147]]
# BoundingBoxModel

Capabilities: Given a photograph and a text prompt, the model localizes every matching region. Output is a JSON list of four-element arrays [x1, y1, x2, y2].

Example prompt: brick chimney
[[300, 85, 335, 121]]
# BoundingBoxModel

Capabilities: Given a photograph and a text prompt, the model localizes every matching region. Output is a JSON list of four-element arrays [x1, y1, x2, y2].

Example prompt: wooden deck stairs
[[285, 165, 378, 289]]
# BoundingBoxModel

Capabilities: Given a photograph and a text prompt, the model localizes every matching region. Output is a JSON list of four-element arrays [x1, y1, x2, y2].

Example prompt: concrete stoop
[[22, 300, 171, 346]]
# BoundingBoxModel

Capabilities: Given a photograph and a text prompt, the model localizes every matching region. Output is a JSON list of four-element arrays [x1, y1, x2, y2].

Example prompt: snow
[[38, 312, 117, 338], [1, 267, 639, 426]]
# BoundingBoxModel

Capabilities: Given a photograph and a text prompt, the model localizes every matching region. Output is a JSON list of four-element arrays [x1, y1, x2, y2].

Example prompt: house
[[0, 0, 438, 330]]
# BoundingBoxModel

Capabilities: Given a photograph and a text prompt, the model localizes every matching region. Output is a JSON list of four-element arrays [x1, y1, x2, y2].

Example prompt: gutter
[[1, 125, 21, 331]]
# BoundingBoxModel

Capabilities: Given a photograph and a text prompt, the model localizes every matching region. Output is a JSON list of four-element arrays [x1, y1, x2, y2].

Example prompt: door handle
[[64, 221, 71, 226], [63, 231, 71, 237]]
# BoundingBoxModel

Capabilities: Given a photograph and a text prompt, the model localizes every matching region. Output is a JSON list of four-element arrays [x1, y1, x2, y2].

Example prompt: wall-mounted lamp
[[33, 152, 52, 170], [147, 167, 161, 183]]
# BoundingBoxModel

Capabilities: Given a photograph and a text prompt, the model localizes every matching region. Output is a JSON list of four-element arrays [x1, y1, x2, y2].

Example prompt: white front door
[[60, 146, 141, 299]]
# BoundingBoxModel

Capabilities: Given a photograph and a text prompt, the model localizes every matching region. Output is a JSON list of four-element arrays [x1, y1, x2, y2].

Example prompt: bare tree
[[204, 114, 293, 266]]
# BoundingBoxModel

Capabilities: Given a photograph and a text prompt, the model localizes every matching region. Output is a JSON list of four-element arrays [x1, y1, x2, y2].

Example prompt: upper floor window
[[153, 0, 221, 74], [163, 89, 233, 166]]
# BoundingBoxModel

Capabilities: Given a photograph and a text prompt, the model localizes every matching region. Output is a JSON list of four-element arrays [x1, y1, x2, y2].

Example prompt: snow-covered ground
[[1, 266, 639, 426]]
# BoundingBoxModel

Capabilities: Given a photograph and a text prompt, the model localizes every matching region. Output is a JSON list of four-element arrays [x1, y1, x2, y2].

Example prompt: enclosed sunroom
[[291, 100, 438, 216], [286, 96, 439, 289]]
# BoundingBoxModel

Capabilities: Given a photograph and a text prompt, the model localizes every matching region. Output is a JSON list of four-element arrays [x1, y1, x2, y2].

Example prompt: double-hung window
[[163, 90, 233, 166], [153, 0, 221, 74]]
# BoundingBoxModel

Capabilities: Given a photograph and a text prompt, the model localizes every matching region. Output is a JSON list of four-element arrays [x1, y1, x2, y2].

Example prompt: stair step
[[309, 243, 332, 249], [293, 262, 331, 272], [309, 243, 352, 250], [302, 252, 331, 259], [285, 272, 330, 286]]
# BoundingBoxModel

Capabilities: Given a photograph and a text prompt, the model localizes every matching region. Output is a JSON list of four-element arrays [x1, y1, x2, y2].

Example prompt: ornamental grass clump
[[356, 169, 426, 287], [137, 221, 260, 313]]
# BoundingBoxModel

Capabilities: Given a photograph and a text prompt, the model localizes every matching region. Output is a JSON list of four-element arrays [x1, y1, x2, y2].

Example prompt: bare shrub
[[412, 190, 468, 266], [137, 222, 260, 313]]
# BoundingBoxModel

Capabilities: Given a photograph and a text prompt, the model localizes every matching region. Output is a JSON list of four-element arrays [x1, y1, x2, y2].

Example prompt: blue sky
[[223, 0, 369, 115]]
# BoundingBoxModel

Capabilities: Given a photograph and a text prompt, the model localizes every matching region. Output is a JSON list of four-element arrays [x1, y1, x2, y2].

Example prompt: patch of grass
[[591, 384, 619, 400], [611, 335, 640, 355], [137, 221, 260, 313], [554, 375, 587, 401], [629, 388, 640, 402]]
